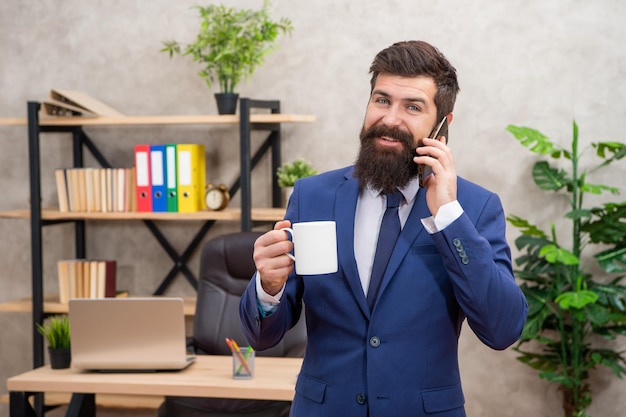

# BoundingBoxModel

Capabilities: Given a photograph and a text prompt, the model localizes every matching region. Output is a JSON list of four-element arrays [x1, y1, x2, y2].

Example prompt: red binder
[[134, 144, 152, 212]]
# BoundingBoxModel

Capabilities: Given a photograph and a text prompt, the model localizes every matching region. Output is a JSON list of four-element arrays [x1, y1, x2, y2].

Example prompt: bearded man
[[240, 40, 528, 417]]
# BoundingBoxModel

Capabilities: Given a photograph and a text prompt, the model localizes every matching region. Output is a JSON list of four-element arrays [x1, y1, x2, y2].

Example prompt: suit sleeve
[[430, 192, 528, 350], [239, 273, 304, 351]]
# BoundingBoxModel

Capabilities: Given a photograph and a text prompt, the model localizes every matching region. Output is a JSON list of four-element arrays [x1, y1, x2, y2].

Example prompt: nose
[[381, 106, 403, 127]]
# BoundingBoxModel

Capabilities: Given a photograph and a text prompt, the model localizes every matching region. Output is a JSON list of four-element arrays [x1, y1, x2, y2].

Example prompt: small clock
[[205, 183, 230, 211]]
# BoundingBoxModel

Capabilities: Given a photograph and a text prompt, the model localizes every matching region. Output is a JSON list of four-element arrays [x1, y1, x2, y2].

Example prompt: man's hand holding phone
[[417, 116, 448, 187], [414, 116, 457, 216]]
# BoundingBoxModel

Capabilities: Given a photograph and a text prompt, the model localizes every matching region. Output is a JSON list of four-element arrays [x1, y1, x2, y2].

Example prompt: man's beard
[[354, 124, 418, 194]]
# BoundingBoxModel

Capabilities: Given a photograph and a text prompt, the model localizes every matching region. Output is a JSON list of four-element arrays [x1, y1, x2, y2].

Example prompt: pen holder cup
[[232, 349, 255, 379]]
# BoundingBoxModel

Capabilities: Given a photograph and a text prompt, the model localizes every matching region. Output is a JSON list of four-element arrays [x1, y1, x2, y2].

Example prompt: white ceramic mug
[[281, 221, 338, 275]]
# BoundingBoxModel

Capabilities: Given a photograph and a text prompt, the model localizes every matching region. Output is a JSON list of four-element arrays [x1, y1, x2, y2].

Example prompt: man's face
[[355, 74, 439, 193]]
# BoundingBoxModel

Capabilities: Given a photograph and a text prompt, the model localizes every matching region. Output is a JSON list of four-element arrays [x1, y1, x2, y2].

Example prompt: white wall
[[1, 1, 625, 416]]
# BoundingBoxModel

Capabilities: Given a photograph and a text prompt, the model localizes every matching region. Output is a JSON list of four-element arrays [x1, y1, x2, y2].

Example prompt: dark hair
[[369, 40, 460, 121]]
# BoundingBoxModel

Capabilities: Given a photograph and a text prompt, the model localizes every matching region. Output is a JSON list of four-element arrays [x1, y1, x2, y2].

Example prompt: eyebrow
[[371, 89, 428, 106]]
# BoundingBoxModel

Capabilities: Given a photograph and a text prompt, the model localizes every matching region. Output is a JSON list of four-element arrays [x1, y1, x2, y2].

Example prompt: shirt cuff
[[421, 200, 463, 233], [255, 271, 284, 316]]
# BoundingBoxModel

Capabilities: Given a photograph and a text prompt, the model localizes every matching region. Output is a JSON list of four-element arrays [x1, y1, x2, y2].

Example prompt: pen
[[225, 338, 252, 375], [237, 345, 254, 374]]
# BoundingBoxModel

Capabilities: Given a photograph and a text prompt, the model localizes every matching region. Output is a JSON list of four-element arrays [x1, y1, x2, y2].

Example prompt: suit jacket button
[[356, 393, 367, 405], [461, 256, 470, 265], [453, 238, 462, 247], [369, 336, 381, 348]]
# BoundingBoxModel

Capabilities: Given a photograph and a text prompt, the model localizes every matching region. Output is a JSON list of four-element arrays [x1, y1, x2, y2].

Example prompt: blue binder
[[150, 144, 168, 212]]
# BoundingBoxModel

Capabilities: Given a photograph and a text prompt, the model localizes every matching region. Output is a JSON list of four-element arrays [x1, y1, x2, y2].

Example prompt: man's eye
[[408, 105, 420, 112], [375, 97, 390, 105]]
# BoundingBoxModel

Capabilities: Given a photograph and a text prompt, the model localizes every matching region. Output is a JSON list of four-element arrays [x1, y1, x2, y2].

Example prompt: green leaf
[[565, 209, 592, 220], [584, 202, 626, 245], [589, 349, 626, 378], [540, 244, 579, 265], [532, 161, 570, 191], [579, 183, 620, 195], [539, 371, 575, 387], [555, 290, 599, 309], [507, 215, 548, 238], [506, 125, 565, 157], [585, 302, 612, 325], [521, 303, 552, 340], [595, 246, 626, 273], [593, 141, 626, 169]]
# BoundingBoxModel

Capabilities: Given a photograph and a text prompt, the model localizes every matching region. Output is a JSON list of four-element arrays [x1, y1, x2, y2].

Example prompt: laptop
[[69, 297, 195, 371]]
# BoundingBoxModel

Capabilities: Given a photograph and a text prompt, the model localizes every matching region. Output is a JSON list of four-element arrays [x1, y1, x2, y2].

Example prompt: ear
[[446, 113, 454, 126]]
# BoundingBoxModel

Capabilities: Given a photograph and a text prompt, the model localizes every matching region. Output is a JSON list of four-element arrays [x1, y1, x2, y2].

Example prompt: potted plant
[[161, 0, 293, 114], [506, 121, 626, 417], [37, 315, 71, 369], [276, 158, 317, 204]]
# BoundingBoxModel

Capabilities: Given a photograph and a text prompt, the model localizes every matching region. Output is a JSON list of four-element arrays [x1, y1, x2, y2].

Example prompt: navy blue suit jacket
[[240, 166, 528, 417]]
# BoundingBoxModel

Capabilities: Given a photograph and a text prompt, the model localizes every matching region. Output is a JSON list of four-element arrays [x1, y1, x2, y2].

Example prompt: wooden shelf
[[0, 294, 197, 316], [1, 113, 315, 127], [1, 392, 163, 410], [0, 207, 286, 222], [0, 118, 27, 126]]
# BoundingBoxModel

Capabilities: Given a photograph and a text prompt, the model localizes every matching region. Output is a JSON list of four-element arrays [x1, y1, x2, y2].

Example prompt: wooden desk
[[7, 355, 303, 417]]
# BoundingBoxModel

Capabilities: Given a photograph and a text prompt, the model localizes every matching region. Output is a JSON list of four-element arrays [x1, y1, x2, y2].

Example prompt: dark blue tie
[[367, 191, 403, 310]]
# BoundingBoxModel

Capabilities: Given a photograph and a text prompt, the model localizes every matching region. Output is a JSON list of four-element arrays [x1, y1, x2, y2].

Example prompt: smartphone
[[417, 116, 449, 187]]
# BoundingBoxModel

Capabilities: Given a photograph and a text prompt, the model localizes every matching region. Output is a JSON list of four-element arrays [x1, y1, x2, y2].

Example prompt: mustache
[[360, 125, 415, 149]]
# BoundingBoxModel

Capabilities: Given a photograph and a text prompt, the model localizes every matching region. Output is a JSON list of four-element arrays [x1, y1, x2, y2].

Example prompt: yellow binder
[[176, 144, 206, 212]]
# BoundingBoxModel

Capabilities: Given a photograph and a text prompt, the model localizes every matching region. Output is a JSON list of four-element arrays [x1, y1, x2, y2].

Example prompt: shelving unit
[[0, 99, 314, 415]]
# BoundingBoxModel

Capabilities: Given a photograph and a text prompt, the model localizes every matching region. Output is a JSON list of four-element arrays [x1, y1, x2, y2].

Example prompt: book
[[57, 260, 70, 304], [82, 261, 91, 298], [55, 169, 69, 213], [77, 169, 87, 211], [42, 89, 124, 117], [96, 260, 117, 298]]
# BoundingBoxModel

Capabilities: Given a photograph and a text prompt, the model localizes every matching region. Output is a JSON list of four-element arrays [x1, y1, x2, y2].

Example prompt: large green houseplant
[[161, 0, 292, 114], [506, 121, 626, 417]]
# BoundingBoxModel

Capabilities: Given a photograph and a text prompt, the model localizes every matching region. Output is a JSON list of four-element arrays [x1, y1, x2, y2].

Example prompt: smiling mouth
[[379, 136, 401, 143]]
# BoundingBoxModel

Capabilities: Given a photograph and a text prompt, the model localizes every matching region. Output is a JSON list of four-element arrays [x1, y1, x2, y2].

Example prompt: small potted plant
[[161, 0, 293, 114], [37, 315, 71, 369], [276, 158, 317, 204]]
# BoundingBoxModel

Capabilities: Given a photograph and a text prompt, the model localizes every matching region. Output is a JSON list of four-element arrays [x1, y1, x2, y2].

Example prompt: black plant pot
[[214, 92, 239, 115], [48, 347, 71, 369]]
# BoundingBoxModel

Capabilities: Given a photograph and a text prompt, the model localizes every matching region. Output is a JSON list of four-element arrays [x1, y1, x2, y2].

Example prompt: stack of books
[[57, 260, 117, 304], [55, 167, 136, 213]]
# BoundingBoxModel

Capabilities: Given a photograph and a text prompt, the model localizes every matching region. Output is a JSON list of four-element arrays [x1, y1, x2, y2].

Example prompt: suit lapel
[[335, 170, 371, 317]]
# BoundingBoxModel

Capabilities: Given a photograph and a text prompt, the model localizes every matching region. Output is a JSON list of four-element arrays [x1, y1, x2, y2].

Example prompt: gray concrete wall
[[1, 1, 625, 416]]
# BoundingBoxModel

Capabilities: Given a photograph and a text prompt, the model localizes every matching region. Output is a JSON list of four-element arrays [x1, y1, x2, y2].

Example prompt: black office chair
[[157, 231, 307, 417]]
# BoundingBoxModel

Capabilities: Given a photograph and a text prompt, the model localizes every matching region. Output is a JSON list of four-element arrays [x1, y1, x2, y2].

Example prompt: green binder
[[165, 144, 178, 212]]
